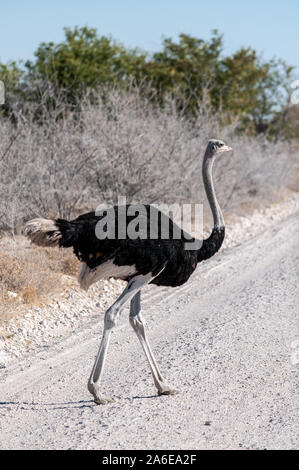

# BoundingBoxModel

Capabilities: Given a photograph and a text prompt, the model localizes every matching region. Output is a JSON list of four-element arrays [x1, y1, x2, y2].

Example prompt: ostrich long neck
[[202, 154, 224, 229], [197, 153, 225, 262]]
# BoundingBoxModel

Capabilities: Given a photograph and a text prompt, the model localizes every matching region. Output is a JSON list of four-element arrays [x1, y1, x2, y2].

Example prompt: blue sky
[[0, 0, 298, 71]]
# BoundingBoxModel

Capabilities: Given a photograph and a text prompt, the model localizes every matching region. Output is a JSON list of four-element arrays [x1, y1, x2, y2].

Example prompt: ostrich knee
[[104, 305, 119, 330]]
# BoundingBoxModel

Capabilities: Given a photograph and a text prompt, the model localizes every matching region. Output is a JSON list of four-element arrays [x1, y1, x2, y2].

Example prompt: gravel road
[[0, 212, 298, 450]]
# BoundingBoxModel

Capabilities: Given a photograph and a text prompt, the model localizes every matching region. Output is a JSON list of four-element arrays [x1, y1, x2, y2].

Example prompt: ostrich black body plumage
[[24, 139, 232, 405], [54, 205, 225, 288]]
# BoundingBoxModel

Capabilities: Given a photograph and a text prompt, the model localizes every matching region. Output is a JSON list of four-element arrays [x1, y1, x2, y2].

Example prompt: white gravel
[[0, 193, 298, 366]]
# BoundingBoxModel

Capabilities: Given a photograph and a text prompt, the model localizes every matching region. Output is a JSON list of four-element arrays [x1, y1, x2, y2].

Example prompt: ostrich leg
[[129, 291, 179, 396], [88, 273, 154, 404]]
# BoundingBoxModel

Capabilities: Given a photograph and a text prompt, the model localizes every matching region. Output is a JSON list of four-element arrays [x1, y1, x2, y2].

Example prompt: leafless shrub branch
[[0, 85, 298, 233]]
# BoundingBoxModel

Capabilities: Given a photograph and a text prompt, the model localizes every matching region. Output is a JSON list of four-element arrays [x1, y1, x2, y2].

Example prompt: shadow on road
[[0, 399, 95, 410], [0, 393, 159, 410]]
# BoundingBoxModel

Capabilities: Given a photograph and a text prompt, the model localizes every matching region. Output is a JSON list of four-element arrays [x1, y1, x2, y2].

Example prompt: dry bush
[[0, 85, 298, 234]]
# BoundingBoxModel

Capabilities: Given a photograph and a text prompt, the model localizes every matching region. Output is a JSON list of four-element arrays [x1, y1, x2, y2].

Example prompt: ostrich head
[[205, 139, 232, 158]]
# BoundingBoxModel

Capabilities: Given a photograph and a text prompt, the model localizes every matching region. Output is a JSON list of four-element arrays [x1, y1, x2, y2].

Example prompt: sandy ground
[[0, 210, 298, 450]]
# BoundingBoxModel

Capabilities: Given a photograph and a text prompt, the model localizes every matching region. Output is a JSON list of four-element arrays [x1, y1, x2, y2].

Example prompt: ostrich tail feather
[[23, 218, 62, 247]]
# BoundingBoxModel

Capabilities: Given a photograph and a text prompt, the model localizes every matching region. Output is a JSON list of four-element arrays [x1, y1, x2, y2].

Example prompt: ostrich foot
[[157, 384, 180, 396], [88, 382, 115, 405], [94, 394, 115, 405]]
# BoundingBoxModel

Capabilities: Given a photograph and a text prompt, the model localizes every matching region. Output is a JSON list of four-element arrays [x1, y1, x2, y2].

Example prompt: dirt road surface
[[0, 212, 298, 450]]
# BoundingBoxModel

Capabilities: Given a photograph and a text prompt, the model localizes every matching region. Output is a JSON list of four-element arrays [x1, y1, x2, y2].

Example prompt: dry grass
[[0, 237, 80, 323]]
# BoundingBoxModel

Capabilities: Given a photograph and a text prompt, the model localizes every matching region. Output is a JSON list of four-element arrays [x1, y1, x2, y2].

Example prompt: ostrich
[[24, 139, 232, 404]]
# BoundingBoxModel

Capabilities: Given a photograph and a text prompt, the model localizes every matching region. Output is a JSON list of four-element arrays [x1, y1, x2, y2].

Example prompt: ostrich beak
[[221, 145, 233, 152]]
